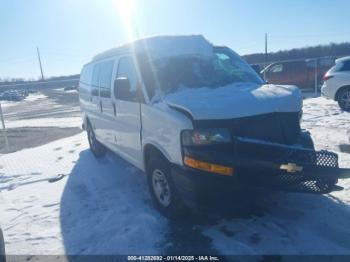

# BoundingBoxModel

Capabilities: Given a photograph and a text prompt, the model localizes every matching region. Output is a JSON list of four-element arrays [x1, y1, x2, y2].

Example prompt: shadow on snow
[[60, 149, 350, 256]]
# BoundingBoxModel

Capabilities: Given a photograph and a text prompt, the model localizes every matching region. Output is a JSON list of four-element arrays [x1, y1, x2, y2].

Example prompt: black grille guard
[[233, 137, 350, 194]]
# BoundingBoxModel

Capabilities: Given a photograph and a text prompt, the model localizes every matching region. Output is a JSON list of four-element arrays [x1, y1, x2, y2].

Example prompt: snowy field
[[0, 90, 82, 154], [1, 96, 350, 255], [2, 90, 81, 129]]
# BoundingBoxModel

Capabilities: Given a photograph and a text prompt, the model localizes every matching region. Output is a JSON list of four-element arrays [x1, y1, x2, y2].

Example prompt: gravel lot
[[0, 88, 82, 154]]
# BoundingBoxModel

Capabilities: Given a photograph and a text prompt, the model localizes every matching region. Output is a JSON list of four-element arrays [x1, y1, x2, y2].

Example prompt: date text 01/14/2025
[[127, 256, 220, 261]]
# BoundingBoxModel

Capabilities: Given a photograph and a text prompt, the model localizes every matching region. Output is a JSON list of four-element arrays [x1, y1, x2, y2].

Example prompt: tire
[[0, 229, 5, 262], [337, 87, 350, 111], [146, 155, 186, 218], [298, 131, 315, 150], [86, 122, 107, 158]]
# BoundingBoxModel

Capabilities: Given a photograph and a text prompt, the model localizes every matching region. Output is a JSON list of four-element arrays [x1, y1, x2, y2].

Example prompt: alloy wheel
[[339, 90, 350, 110]]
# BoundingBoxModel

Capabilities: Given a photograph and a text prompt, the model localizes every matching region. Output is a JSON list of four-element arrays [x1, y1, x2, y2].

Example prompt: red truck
[[261, 57, 336, 90]]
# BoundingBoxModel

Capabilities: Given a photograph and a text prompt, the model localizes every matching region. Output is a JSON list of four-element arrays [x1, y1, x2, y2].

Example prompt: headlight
[[181, 128, 231, 146]]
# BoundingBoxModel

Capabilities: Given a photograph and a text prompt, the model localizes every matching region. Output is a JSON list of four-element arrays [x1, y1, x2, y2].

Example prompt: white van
[[79, 35, 345, 217]]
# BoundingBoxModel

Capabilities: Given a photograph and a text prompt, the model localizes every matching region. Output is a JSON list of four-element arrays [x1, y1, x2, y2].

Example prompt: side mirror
[[114, 77, 131, 100]]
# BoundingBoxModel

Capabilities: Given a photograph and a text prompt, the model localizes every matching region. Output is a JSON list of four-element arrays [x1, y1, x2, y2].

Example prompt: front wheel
[[298, 131, 315, 150], [337, 88, 350, 111], [87, 122, 107, 158], [147, 156, 186, 218]]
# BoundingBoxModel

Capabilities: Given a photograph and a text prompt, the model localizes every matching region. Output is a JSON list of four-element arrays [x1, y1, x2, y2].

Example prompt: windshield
[[137, 48, 264, 100]]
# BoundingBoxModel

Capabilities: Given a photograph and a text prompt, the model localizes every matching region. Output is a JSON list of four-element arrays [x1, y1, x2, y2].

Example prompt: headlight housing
[[181, 128, 231, 146]]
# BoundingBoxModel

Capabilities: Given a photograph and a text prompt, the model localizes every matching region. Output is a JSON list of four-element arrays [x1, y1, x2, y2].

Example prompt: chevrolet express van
[[79, 35, 347, 217]]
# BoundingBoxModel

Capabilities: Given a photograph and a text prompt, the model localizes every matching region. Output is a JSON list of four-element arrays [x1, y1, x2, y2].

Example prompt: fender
[[142, 139, 174, 171]]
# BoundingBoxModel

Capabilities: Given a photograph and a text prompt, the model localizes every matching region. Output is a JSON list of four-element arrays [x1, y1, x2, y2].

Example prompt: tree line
[[243, 42, 350, 64], [0, 74, 80, 86]]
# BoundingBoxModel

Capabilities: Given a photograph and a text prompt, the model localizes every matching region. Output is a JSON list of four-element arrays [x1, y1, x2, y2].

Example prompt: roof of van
[[92, 35, 213, 62], [336, 56, 350, 63]]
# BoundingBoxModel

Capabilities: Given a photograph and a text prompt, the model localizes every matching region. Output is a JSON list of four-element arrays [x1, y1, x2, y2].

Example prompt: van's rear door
[[97, 60, 116, 146], [89, 64, 104, 140]]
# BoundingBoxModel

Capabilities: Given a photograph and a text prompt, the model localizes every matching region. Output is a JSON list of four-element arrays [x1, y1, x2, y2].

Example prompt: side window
[[79, 64, 93, 98], [340, 61, 350, 72], [99, 61, 114, 98], [80, 64, 93, 85], [270, 64, 283, 73], [91, 64, 100, 96], [116, 57, 138, 101]]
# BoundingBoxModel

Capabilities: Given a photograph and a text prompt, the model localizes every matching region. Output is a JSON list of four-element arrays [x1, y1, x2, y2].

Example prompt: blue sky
[[1, 0, 350, 79]]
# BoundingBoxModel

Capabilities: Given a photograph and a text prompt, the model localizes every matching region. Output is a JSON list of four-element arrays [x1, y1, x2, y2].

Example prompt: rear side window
[[80, 64, 93, 85], [91, 64, 100, 96], [340, 61, 350, 72], [79, 64, 93, 98], [116, 57, 138, 101]]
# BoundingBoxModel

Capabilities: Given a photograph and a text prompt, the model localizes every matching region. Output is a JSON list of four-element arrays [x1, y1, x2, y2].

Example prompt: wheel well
[[335, 86, 350, 101], [143, 144, 168, 172]]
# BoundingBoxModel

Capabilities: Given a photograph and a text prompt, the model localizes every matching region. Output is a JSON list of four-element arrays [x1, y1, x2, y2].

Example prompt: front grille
[[194, 112, 301, 145], [275, 150, 339, 194]]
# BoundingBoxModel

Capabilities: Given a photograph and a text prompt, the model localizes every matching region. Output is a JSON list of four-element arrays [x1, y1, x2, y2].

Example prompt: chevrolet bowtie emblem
[[280, 163, 304, 173]]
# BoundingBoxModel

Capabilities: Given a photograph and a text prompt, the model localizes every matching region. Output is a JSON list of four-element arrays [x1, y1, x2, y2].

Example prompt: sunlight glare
[[114, 0, 138, 40]]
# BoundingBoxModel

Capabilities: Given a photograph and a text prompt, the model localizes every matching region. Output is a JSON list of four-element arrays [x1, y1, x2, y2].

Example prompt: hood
[[163, 83, 302, 120]]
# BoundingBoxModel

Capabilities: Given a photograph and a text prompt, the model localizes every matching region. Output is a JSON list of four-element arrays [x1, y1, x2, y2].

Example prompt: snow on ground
[[1, 93, 48, 109], [0, 133, 166, 255], [200, 97, 350, 255], [1, 96, 350, 255], [303, 97, 350, 152], [2, 90, 81, 129], [4, 117, 82, 129]]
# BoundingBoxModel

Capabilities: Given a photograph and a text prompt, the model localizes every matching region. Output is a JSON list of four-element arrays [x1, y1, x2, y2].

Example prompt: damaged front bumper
[[173, 136, 350, 208]]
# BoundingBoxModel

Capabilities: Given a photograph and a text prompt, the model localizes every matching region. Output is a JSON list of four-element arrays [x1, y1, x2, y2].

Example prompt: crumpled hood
[[163, 83, 302, 120]]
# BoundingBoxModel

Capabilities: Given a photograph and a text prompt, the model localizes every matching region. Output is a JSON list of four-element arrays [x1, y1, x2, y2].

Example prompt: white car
[[79, 35, 344, 217], [322, 56, 350, 111]]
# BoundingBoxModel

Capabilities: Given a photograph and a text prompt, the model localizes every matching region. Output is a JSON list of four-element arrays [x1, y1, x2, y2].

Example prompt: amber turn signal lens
[[184, 156, 234, 176]]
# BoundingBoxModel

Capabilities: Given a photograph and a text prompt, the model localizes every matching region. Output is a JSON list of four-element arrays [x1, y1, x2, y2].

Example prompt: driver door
[[112, 56, 143, 168]]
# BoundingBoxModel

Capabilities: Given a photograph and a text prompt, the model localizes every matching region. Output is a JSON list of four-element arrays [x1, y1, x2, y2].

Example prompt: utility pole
[[0, 102, 9, 152], [37, 47, 44, 80], [264, 33, 268, 81]]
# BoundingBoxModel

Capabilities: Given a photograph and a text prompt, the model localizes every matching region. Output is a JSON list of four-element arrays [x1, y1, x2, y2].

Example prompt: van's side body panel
[[141, 104, 193, 168], [79, 56, 191, 171]]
